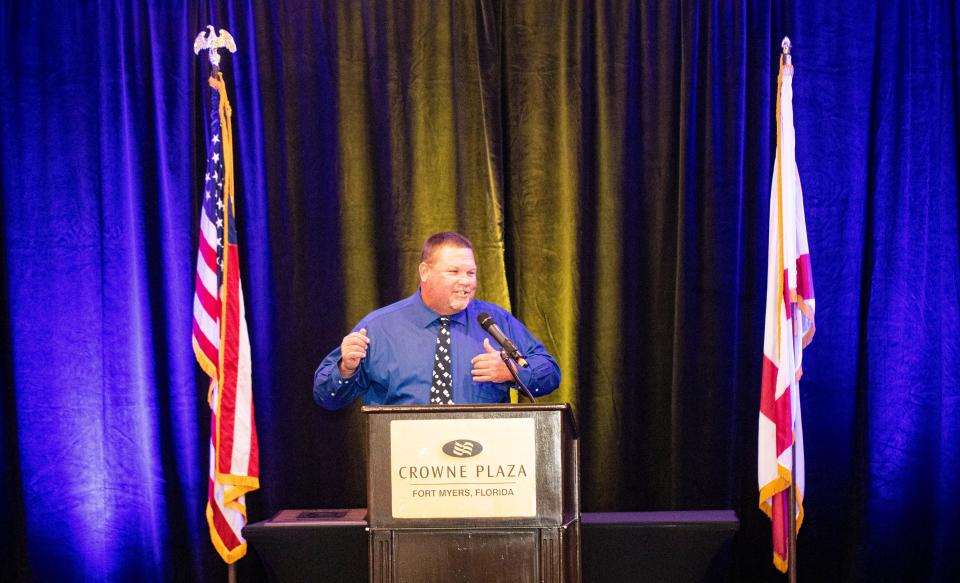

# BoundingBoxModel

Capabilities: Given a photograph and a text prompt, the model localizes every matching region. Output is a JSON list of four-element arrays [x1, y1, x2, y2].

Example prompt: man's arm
[[513, 331, 561, 397], [313, 329, 370, 410]]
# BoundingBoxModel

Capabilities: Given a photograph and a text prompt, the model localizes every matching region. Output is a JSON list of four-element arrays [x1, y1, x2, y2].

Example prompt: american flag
[[192, 71, 259, 564], [758, 49, 815, 574]]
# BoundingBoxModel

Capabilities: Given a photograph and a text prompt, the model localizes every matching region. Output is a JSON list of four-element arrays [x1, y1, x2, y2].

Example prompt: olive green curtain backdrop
[[241, 0, 769, 524], [262, 0, 761, 514]]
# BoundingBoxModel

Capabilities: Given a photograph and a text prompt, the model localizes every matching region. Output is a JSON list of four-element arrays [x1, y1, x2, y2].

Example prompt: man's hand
[[470, 338, 513, 383], [339, 328, 369, 378]]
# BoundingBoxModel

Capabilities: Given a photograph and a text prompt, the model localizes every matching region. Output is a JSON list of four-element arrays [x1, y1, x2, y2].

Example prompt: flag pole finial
[[781, 37, 792, 66], [193, 25, 237, 71]]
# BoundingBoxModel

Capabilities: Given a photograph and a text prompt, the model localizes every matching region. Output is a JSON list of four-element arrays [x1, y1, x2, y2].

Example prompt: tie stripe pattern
[[430, 317, 453, 404]]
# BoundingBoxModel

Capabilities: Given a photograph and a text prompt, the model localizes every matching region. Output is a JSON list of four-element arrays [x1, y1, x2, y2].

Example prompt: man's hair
[[420, 231, 474, 263]]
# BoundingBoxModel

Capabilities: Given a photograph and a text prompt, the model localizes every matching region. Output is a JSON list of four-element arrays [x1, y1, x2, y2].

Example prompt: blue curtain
[[0, 2, 210, 580], [1, 1, 958, 581]]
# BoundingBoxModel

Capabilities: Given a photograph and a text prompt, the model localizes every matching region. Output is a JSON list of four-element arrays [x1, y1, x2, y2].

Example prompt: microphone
[[477, 312, 529, 368]]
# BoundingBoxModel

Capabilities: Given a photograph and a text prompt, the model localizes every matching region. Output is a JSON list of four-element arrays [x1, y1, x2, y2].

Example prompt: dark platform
[[580, 511, 738, 582], [244, 509, 738, 582]]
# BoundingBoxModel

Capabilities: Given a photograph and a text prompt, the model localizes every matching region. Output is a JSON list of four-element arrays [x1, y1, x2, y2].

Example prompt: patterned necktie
[[430, 317, 453, 404]]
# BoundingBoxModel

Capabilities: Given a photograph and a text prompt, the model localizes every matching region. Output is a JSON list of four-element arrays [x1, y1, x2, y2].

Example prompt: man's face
[[419, 245, 478, 315]]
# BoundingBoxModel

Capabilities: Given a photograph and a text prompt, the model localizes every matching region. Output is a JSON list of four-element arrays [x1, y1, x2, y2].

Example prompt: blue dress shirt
[[313, 291, 561, 409]]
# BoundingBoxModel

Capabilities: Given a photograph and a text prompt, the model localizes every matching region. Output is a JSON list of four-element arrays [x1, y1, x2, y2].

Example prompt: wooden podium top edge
[[361, 403, 579, 437], [361, 403, 572, 414]]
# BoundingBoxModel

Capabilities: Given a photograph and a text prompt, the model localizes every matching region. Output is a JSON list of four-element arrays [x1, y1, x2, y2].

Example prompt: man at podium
[[313, 232, 561, 408]]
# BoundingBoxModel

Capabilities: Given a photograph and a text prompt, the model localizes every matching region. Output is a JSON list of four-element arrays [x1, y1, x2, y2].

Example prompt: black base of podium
[[370, 522, 578, 583], [244, 510, 737, 583]]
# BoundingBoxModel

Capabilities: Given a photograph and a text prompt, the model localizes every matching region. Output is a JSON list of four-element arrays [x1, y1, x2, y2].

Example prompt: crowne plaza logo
[[442, 439, 483, 458]]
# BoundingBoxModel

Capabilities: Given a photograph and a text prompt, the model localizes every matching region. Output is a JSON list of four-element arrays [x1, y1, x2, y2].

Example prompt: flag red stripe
[[199, 238, 218, 271], [195, 273, 220, 317], [208, 477, 243, 550], [193, 319, 219, 365], [771, 490, 788, 562], [217, 243, 241, 472], [208, 412, 243, 551], [247, 399, 259, 475]]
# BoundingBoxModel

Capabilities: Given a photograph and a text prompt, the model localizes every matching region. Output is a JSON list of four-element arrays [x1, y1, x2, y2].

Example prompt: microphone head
[[477, 312, 493, 328]]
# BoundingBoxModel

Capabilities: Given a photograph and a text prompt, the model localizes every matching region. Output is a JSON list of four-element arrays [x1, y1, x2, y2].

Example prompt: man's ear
[[418, 262, 429, 283]]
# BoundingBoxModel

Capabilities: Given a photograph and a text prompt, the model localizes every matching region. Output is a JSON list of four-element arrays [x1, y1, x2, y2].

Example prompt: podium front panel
[[393, 528, 541, 582]]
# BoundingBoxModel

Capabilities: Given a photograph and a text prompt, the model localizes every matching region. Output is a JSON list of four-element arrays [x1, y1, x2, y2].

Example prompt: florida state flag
[[758, 49, 815, 573]]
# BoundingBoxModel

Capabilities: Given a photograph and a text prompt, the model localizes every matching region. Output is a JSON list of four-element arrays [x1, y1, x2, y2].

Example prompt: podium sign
[[390, 418, 537, 518]]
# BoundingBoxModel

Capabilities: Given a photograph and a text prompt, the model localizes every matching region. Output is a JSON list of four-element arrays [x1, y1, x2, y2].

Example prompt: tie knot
[[438, 317, 450, 326]]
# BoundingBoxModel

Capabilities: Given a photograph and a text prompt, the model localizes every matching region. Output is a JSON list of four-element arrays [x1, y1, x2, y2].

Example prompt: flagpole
[[788, 303, 799, 583], [782, 36, 798, 583]]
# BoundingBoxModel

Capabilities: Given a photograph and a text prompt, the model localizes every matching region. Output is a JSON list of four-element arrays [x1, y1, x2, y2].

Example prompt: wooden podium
[[363, 404, 580, 583]]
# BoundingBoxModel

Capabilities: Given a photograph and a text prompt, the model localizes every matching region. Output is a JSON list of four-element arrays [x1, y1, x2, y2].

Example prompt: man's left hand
[[470, 338, 514, 383]]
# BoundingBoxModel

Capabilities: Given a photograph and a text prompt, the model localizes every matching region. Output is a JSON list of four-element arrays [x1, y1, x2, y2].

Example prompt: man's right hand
[[338, 328, 369, 378]]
